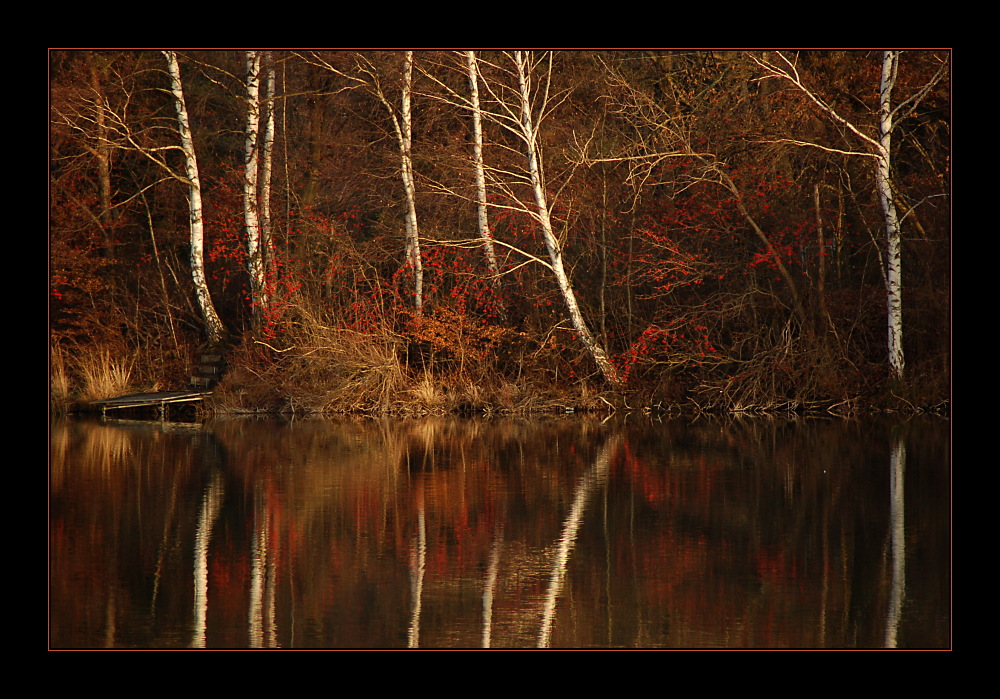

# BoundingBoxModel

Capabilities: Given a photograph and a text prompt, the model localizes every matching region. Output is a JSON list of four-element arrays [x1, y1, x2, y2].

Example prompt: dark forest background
[[49, 50, 950, 415]]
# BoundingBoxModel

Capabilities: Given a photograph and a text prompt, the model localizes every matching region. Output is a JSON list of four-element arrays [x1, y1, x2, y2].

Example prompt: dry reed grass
[[214, 300, 412, 414], [50, 344, 71, 410], [410, 370, 447, 410], [76, 348, 134, 403], [51, 342, 135, 408]]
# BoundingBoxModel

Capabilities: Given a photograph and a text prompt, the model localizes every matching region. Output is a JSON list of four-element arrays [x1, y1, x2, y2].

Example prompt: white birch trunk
[[163, 51, 225, 346], [248, 488, 267, 648], [878, 51, 905, 381], [304, 51, 423, 312], [466, 51, 502, 283], [400, 51, 423, 313], [244, 50, 268, 323], [514, 51, 623, 388], [260, 53, 276, 298], [752, 50, 928, 381]]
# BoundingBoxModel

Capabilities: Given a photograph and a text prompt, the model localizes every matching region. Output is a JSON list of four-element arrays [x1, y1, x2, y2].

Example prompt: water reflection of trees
[[50, 420, 211, 647], [49, 415, 949, 648]]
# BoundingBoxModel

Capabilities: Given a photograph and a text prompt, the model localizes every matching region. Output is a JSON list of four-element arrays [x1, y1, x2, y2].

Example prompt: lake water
[[49, 414, 950, 649]]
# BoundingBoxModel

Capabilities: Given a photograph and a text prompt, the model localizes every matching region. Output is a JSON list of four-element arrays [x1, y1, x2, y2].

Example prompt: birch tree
[[751, 50, 948, 381], [443, 51, 624, 387], [164, 50, 226, 346], [243, 51, 266, 323], [243, 50, 277, 326], [411, 51, 623, 386], [405, 51, 507, 311], [259, 52, 277, 299], [397, 51, 423, 314], [52, 52, 227, 346], [877, 52, 906, 381], [465, 51, 502, 285], [510, 51, 623, 388], [304, 51, 424, 313]]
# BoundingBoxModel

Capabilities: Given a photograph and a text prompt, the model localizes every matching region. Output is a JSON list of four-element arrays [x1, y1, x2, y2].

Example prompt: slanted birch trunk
[[163, 51, 226, 346], [513, 51, 623, 388]]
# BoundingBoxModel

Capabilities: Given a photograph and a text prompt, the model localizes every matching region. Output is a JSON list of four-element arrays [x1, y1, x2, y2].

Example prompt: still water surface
[[50, 415, 950, 649]]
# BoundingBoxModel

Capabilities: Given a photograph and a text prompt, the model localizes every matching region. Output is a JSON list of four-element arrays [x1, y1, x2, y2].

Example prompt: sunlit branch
[[425, 236, 554, 274], [751, 51, 880, 151], [758, 138, 875, 159]]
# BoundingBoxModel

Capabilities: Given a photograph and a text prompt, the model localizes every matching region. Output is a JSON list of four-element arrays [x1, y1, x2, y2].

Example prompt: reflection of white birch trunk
[[249, 488, 269, 648], [266, 522, 278, 647], [163, 51, 226, 346], [408, 497, 426, 648], [191, 470, 224, 648], [538, 433, 621, 647], [884, 434, 906, 648], [513, 52, 623, 389], [482, 529, 502, 648]]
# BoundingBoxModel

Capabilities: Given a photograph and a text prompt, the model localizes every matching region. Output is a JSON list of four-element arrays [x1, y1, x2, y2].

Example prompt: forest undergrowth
[[50, 286, 950, 419]]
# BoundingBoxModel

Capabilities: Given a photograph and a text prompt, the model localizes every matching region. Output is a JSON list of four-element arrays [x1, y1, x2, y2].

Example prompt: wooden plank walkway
[[90, 390, 213, 419], [88, 353, 225, 421]]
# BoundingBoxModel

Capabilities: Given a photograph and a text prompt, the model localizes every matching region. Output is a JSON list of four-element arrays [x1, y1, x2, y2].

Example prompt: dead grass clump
[[215, 314, 411, 414], [410, 370, 448, 411], [315, 331, 409, 413], [50, 344, 72, 412], [80, 349, 134, 402], [71, 346, 135, 404]]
